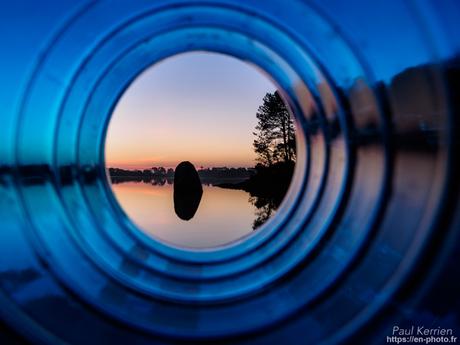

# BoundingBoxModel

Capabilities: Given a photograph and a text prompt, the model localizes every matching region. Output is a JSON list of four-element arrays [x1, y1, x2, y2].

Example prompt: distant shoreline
[[108, 166, 254, 186]]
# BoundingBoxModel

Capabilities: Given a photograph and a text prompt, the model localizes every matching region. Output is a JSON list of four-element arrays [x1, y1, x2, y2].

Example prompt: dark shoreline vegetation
[[109, 91, 296, 228], [108, 166, 255, 185], [108, 162, 295, 229], [215, 161, 295, 228]]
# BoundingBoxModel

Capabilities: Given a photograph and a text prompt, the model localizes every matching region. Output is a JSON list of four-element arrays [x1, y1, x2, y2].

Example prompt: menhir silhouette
[[173, 161, 203, 221]]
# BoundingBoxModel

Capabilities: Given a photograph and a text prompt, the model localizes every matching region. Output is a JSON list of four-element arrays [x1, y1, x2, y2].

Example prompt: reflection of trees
[[244, 162, 294, 229], [151, 176, 166, 186], [249, 195, 278, 229], [111, 175, 174, 186]]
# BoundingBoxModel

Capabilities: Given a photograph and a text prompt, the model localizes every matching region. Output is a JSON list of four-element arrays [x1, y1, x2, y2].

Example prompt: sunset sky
[[105, 52, 277, 170]]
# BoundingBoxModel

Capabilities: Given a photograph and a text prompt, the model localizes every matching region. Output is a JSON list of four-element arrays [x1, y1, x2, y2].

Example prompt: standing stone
[[173, 161, 203, 220]]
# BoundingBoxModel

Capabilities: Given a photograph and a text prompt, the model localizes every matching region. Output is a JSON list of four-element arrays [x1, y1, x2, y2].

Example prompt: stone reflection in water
[[108, 162, 295, 245], [173, 161, 203, 221]]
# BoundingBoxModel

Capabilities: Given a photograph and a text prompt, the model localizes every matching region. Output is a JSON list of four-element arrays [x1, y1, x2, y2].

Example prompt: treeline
[[108, 167, 173, 178], [108, 166, 255, 181], [197, 167, 255, 180], [216, 162, 294, 200]]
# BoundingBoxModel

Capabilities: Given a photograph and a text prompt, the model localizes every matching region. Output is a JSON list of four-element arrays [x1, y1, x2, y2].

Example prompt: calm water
[[111, 181, 263, 248]]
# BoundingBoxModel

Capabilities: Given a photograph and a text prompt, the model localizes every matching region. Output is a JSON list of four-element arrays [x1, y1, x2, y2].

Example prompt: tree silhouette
[[253, 91, 296, 166], [249, 91, 297, 229], [249, 195, 278, 229]]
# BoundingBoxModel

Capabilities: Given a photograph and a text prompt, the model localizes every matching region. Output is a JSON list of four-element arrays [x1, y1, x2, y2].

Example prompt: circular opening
[[105, 52, 297, 248]]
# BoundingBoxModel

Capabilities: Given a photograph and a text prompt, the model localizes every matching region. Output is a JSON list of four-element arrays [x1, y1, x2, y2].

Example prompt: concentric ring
[[1, 1, 459, 344]]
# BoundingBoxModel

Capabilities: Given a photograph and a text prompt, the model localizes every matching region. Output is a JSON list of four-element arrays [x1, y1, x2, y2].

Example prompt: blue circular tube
[[0, 1, 459, 344]]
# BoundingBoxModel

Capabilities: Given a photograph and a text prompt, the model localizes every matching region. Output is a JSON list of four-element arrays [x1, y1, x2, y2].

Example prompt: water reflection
[[111, 180, 282, 248], [249, 195, 278, 230]]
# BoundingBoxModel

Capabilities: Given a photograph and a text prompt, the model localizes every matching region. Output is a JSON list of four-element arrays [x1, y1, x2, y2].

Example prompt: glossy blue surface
[[0, 1, 459, 344]]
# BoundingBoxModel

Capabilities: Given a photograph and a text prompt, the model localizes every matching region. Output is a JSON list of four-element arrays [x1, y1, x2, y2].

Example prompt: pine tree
[[253, 91, 296, 166]]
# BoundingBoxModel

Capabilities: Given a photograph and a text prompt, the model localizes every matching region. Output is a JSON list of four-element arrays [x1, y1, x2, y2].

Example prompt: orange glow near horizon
[[105, 52, 277, 170], [111, 182, 258, 247]]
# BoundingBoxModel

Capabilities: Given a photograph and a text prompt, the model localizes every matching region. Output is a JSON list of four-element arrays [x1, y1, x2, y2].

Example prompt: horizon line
[[107, 164, 257, 170]]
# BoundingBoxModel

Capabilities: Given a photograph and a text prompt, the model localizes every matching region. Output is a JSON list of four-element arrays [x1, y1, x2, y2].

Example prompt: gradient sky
[[105, 52, 276, 170]]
